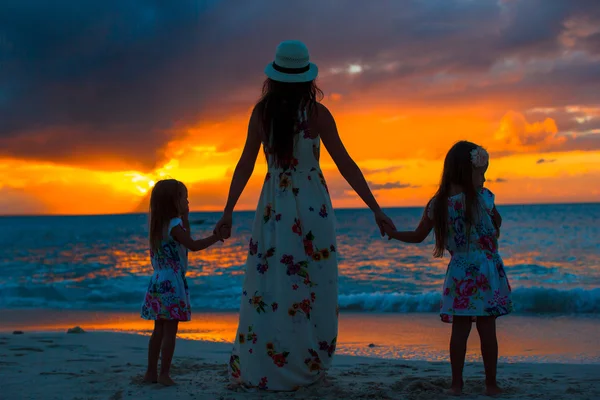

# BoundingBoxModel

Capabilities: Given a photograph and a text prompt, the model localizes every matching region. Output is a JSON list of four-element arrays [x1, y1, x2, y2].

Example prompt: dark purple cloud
[[536, 158, 557, 164], [363, 166, 405, 174], [1, 0, 599, 169], [526, 106, 600, 135], [368, 181, 419, 191]]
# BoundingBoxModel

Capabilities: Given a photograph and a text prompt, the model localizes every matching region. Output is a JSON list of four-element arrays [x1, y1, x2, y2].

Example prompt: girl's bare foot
[[448, 385, 463, 396], [143, 371, 157, 384], [485, 384, 502, 396], [158, 375, 176, 386], [448, 380, 464, 396]]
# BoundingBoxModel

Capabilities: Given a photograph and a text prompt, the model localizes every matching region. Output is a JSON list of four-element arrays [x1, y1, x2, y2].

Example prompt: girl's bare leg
[[144, 320, 164, 383], [476, 316, 502, 396], [450, 316, 472, 395], [157, 320, 179, 386]]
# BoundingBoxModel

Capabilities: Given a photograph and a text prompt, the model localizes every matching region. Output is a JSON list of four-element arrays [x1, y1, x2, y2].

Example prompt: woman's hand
[[214, 212, 232, 240], [374, 210, 396, 237]]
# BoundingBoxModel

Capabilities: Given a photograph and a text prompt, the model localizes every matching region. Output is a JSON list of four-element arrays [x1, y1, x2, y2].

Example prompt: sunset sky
[[1, 0, 599, 215]]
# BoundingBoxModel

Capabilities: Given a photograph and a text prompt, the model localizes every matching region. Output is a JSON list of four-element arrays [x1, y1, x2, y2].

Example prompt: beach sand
[[1, 331, 599, 400]]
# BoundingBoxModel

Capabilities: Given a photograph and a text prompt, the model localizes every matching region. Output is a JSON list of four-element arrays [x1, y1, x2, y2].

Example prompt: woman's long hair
[[256, 78, 323, 168], [432, 141, 480, 258], [149, 179, 186, 252]]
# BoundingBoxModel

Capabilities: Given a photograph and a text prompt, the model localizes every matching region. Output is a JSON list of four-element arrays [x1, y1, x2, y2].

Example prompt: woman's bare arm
[[315, 104, 382, 213], [315, 103, 396, 234], [223, 107, 262, 214], [213, 106, 262, 238]]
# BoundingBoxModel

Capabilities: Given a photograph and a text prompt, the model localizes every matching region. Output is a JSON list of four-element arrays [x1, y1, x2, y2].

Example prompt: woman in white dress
[[214, 40, 395, 391]]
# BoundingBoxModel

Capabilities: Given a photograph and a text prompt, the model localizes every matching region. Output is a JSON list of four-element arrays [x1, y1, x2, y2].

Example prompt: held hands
[[213, 209, 398, 241], [214, 212, 233, 241], [383, 223, 397, 240], [374, 210, 396, 239], [218, 225, 231, 241]]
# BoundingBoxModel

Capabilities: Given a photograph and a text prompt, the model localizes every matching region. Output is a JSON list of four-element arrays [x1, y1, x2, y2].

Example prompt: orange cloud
[[1, 101, 599, 215], [492, 111, 564, 151]]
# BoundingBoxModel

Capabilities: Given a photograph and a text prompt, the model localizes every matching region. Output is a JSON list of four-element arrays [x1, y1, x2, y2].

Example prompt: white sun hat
[[264, 40, 318, 83]]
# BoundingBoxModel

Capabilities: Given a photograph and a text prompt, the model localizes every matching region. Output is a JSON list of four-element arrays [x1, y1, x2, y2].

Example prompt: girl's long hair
[[432, 141, 480, 258], [149, 179, 186, 252], [256, 78, 323, 168]]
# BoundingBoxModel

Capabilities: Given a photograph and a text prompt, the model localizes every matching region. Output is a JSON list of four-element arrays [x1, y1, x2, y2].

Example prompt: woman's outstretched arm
[[214, 106, 262, 237], [315, 103, 396, 235]]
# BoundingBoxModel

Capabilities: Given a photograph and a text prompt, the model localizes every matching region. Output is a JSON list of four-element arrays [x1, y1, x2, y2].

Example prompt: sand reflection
[[3, 310, 599, 363]]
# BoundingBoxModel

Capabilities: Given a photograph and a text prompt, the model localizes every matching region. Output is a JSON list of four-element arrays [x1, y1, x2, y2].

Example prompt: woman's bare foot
[[158, 375, 176, 386], [143, 371, 157, 384], [485, 384, 502, 396]]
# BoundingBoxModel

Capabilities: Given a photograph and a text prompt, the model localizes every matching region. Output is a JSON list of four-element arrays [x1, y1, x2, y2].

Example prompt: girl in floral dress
[[384, 141, 513, 396], [141, 179, 225, 386], [214, 40, 395, 391]]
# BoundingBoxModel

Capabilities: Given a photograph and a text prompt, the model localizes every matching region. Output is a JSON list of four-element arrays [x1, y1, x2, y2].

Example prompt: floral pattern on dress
[[319, 336, 337, 357], [229, 109, 338, 391], [304, 349, 324, 372], [141, 218, 191, 321], [429, 188, 513, 323]]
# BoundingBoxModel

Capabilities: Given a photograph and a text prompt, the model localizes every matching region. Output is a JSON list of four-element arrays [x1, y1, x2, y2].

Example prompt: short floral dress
[[141, 218, 191, 321], [428, 188, 513, 323], [228, 110, 339, 391]]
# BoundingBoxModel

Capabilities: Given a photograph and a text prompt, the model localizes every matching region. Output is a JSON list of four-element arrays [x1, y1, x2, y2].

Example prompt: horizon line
[[0, 200, 598, 218]]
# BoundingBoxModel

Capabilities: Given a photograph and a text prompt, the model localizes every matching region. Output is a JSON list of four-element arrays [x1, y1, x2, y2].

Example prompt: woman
[[214, 40, 395, 391]]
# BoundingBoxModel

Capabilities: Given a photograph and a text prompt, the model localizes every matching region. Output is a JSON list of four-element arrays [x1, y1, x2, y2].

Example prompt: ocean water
[[2, 204, 599, 363], [0, 204, 599, 314]]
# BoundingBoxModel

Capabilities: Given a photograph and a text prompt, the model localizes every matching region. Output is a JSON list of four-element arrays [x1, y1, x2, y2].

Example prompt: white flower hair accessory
[[470, 146, 489, 168]]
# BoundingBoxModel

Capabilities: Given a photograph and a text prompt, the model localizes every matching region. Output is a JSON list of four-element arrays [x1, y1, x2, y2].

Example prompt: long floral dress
[[141, 218, 192, 321], [228, 110, 339, 391], [428, 188, 513, 323]]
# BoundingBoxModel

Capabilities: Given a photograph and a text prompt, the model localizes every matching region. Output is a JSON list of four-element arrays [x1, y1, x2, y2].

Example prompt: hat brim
[[264, 62, 318, 83]]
